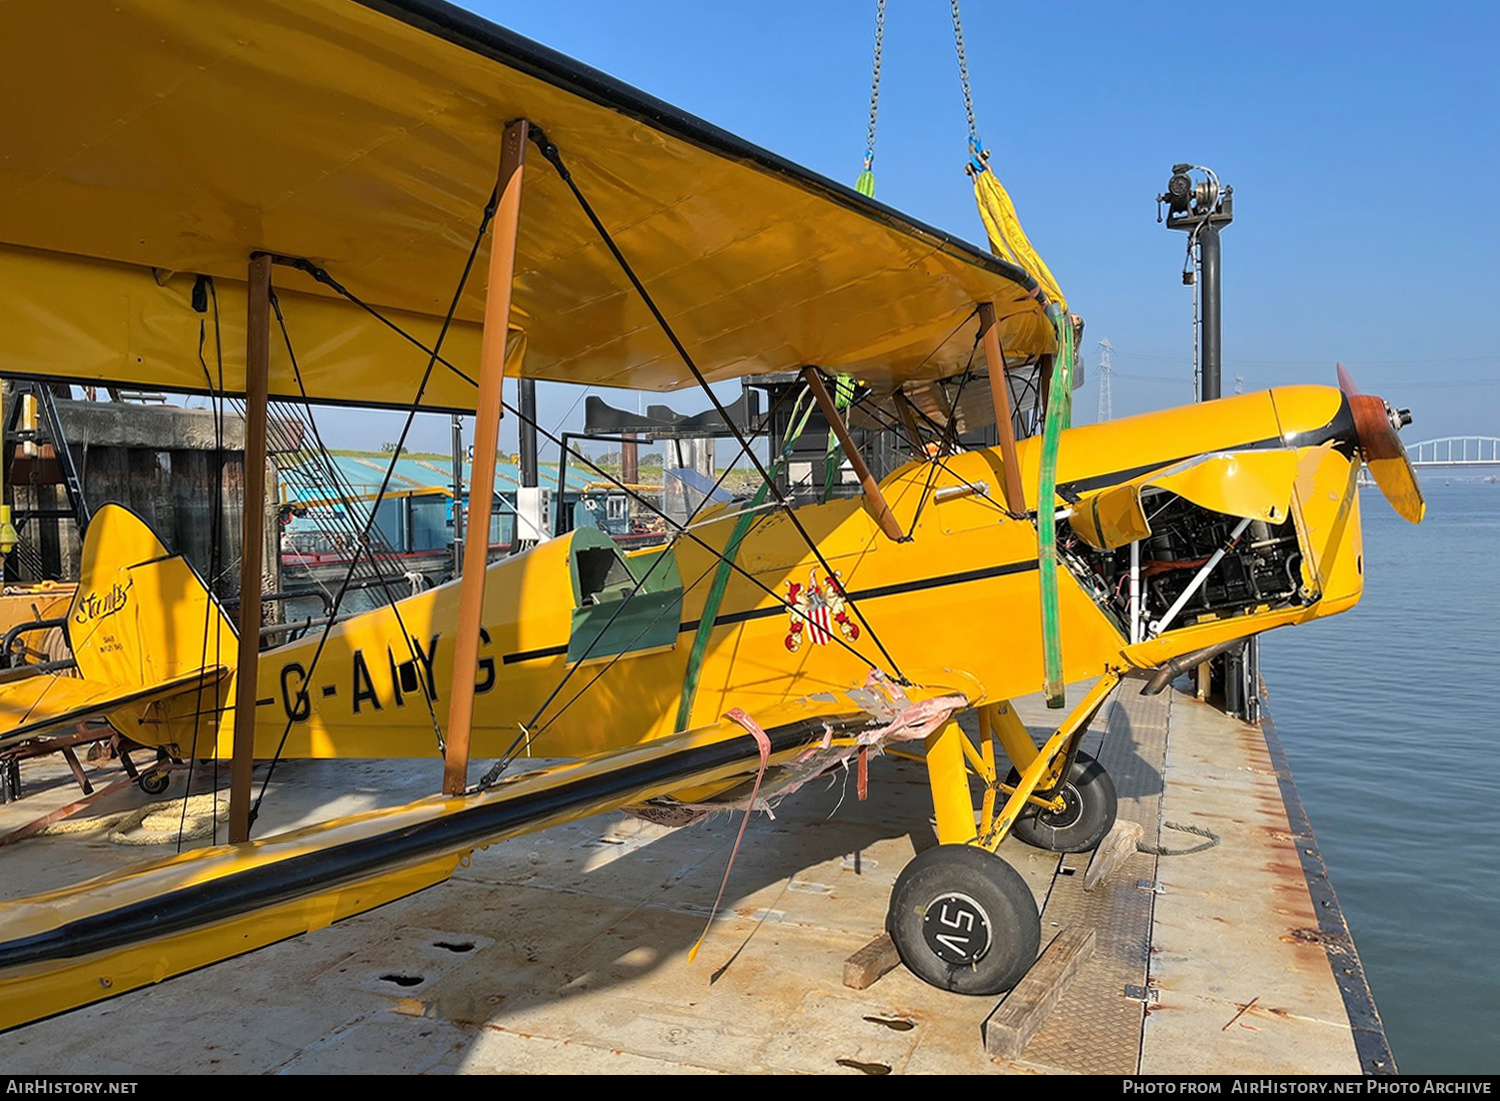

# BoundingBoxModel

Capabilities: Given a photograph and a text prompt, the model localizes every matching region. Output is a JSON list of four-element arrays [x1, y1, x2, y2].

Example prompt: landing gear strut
[[890, 673, 1123, 995]]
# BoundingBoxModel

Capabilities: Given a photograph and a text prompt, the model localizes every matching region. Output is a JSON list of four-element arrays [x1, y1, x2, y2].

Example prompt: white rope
[[39, 792, 230, 846]]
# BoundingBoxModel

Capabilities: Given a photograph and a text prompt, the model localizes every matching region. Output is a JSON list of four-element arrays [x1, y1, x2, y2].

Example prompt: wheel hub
[[1038, 781, 1083, 830], [921, 891, 993, 966]]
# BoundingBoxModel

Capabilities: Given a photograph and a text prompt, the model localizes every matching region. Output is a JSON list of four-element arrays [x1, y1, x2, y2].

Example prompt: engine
[[1058, 490, 1307, 638]]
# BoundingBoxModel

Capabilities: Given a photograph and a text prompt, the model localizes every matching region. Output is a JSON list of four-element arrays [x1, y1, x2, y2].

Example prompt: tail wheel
[[886, 844, 1040, 995], [1008, 751, 1117, 853]]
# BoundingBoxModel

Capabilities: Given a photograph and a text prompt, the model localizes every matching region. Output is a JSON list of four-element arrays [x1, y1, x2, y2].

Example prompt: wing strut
[[977, 302, 1028, 518], [443, 119, 530, 796], [228, 254, 271, 844], [801, 367, 904, 542]]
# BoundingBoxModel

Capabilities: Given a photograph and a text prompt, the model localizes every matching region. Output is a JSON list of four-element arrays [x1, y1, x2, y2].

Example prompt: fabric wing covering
[[0, 0, 1057, 412]]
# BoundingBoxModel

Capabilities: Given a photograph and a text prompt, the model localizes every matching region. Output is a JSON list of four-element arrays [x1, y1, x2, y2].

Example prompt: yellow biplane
[[0, 0, 1424, 1030]]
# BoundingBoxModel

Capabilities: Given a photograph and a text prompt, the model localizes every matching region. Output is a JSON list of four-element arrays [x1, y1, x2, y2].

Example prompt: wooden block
[[1084, 819, 1145, 892], [843, 932, 901, 990], [983, 925, 1096, 1060]]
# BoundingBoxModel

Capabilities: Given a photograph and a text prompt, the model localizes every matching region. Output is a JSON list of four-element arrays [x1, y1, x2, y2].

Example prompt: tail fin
[[69, 504, 238, 690], [0, 506, 235, 748]]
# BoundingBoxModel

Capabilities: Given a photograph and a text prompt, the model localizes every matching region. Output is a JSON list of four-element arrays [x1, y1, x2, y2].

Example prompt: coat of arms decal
[[785, 570, 859, 651]]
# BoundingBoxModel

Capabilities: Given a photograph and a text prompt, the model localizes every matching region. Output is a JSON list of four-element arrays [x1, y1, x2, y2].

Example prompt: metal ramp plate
[[1007, 682, 1170, 1074]]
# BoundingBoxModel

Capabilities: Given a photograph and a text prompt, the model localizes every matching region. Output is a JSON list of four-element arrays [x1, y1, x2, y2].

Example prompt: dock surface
[[0, 680, 1388, 1074]]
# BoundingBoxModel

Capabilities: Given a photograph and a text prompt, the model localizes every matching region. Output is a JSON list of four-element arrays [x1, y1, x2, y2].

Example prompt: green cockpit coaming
[[566, 527, 683, 664]]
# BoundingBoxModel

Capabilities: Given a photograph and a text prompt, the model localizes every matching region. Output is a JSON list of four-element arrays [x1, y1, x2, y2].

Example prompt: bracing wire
[[246, 183, 501, 832], [266, 292, 447, 752], [256, 261, 897, 791], [474, 381, 810, 787], [180, 278, 230, 849], [526, 126, 907, 684]]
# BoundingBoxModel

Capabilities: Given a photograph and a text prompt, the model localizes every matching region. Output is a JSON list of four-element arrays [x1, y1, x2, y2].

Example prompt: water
[[1259, 479, 1500, 1073]]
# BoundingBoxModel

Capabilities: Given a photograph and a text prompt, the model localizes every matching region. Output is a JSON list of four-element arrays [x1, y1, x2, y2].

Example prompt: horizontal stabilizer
[[583, 392, 761, 439], [0, 667, 231, 751]]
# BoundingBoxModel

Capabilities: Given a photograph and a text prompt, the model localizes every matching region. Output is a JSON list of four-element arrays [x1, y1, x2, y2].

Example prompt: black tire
[[138, 771, 171, 796], [1008, 751, 1116, 853], [886, 844, 1040, 995]]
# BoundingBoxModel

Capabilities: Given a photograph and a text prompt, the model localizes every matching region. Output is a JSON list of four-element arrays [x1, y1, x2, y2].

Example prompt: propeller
[[1336, 363, 1425, 523]]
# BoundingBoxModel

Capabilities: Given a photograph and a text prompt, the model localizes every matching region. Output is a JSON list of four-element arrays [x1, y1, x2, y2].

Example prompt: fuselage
[[151, 385, 1365, 761]]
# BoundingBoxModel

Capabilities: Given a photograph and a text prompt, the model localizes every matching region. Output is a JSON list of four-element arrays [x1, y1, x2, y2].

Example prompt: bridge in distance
[[1356, 436, 1500, 486]]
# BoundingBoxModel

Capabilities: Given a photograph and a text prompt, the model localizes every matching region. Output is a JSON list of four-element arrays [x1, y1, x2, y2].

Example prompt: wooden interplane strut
[[443, 120, 529, 796], [801, 367, 904, 542], [978, 301, 1027, 518], [230, 253, 272, 843]]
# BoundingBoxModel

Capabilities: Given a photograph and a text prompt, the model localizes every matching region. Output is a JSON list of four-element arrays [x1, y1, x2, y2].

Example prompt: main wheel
[[886, 845, 1040, 995], [1008, 751, 1116, 853]]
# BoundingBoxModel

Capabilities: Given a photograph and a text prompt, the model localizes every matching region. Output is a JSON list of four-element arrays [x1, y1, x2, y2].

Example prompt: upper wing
[[0, 0, 1055, 409]]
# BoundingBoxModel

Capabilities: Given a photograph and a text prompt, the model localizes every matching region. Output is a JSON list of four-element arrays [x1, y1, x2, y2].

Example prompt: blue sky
[[369, 0, 1499, 453]]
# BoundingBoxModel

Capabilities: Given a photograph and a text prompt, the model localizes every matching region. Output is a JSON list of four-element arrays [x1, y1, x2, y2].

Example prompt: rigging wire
[[480, 381, 814, 782], [479, 384, 806, 782], [265, 231, 923, 781], [526, 126, 907, 684], [179, 277, 230, 849], [904, 336, 982, 538], [247, 183, 501, 832], [853, 394, 1014, 523], [253, 273, 897, 769], [492, 300, 1036, 765], [267, 291, 447, 752], [268, 311, 417, 585]]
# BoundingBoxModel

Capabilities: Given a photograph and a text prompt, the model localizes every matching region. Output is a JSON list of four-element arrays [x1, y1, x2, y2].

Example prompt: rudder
[[68, 504, 238, 692]]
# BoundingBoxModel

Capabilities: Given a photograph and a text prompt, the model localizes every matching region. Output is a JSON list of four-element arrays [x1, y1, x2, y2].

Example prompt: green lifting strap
[[1037, 304, 1075, 709], [675, 390, 817, 731]]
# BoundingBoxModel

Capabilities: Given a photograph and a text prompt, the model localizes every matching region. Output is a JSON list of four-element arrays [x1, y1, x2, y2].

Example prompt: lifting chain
[[950, 0, 977, 142], [856, 0, 885, 197], [864, 0, 884, 168]]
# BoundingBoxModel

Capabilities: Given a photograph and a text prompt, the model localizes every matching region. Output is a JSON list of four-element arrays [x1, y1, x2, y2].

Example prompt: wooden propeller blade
[[1336, 363, 1425, 524]]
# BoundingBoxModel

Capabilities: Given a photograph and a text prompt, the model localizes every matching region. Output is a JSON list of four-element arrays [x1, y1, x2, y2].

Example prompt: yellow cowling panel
[[1289, 445, 1363, 603], [1143, 450, 1299, 524], [0, 0, 1054, 403], [1068, 450, 1300, 550], [1069, 483, 1152, 550]]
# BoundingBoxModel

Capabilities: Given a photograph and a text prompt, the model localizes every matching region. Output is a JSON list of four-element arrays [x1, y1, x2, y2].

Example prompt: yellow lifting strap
[[973, 159, 1067, 312]]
